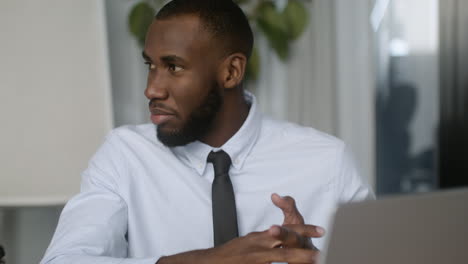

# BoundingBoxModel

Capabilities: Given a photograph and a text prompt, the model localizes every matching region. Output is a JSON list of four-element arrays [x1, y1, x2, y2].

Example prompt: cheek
[[173, 67, 216, 112], [172, 76, 207, 118]]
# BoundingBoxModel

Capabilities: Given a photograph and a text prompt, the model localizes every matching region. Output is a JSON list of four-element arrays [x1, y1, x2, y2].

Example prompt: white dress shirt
[[41, 92, 373, 264]]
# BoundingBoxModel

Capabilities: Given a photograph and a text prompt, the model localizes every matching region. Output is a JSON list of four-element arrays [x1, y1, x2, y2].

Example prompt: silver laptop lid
[[322, 188, 468, 264]]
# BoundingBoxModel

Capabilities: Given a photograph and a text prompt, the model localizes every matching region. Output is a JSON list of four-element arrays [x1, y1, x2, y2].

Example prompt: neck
[[199, 88, 250, 148]]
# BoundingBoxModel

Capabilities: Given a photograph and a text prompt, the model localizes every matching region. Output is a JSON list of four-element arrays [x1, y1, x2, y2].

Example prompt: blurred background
[[0, 0, 467, 263]]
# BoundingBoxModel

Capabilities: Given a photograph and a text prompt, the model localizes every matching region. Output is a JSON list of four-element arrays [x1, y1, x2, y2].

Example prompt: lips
[[150, 108, 176, 125], [151, 114, 174, 125]]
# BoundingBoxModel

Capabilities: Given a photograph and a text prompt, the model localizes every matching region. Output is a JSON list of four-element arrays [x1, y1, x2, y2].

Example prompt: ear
[[218, 53, 247, 90]]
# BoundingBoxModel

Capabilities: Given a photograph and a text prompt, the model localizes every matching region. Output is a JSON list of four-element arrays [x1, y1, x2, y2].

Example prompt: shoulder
[[85, 123, 168, 177], [259, 116, 345, 153], [109, 123, 154, 140], [92, 123, 171, 160], [105, 123, 164, 148]]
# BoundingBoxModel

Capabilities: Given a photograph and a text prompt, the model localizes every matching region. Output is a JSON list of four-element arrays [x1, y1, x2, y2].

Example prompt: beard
[[156, 85, 222, 147]]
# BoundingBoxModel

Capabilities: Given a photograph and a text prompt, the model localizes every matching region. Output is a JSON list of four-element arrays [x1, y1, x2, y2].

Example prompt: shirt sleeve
[[334, 143, 375, 203], [40, 131, 159, 264]]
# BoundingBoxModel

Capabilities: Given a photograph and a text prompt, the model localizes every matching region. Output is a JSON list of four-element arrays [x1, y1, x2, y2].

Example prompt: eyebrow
[[142, 52, 186, 65], [161, 55, 186, 65], [142, 51, 151, 61]]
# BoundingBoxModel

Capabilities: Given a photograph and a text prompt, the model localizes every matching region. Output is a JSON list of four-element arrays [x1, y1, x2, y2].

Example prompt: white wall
[[0, 0, 113, 205]]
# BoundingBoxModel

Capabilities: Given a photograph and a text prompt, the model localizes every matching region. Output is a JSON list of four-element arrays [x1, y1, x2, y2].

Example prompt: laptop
[[321, 188, 468, 264]]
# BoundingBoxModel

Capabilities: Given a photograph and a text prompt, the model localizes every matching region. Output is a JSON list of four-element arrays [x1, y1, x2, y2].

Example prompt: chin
[[156, 126, 197, 147]]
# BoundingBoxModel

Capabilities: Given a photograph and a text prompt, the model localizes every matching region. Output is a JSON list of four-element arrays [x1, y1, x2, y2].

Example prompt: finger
[[244, 230, 283, 248], [269, 225, 306, 248], [271, 193, 305, 225], [282, 224, 326, 238], [269, 226, 318, 250], [259, 247, 319, 264]]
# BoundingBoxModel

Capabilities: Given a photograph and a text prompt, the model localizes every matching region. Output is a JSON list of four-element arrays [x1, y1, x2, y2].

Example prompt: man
[[42, 0, 373, 263]]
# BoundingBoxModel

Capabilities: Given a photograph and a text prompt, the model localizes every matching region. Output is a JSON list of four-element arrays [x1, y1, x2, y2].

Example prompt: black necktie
[[207, 150, 239, 246]]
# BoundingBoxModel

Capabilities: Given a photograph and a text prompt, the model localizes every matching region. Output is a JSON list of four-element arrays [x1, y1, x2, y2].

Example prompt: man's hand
[[157, 194, 325, 264], [271, 193, 325, 250], [157, 229, 319, 264]]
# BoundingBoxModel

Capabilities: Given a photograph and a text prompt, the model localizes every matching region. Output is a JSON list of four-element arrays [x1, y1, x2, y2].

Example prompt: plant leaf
[[128, 2, 156, 47], [256, 1, 290, 60], [283, 0, 309, 40], [256, 1, 288, 34], [246, 46, 260, 81]]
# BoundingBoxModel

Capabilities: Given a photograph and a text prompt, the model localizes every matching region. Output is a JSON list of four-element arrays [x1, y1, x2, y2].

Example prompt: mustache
[[148, 99, 177, 115]]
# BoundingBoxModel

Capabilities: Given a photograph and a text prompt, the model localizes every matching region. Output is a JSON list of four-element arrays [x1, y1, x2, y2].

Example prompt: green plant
[[128, 0, 311, 80]]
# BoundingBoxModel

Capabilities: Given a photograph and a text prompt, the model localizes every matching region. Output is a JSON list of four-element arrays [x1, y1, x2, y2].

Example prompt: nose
[[144, 72, 169, 100]]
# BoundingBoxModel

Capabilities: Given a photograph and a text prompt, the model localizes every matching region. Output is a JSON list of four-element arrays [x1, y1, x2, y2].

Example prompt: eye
[[168, 64, 183, 73], [144, 62, 156, 70]]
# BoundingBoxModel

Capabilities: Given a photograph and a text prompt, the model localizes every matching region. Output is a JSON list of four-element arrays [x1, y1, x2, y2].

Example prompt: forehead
[[144, 15, 216, 60]]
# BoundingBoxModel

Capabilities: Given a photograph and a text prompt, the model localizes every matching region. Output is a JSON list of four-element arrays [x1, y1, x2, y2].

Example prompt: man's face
[[143, 15, 223, 147]]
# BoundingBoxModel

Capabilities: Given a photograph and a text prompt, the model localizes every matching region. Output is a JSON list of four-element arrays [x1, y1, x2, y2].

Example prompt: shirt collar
[[172, 91, 262, 175]]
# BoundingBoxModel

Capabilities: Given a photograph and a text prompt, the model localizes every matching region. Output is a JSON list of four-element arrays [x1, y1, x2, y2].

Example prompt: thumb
[[271, 193, 305, 225]]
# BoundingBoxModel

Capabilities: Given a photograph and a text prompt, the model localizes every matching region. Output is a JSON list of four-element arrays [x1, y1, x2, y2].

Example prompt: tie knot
[[207, 150, 232, 176]]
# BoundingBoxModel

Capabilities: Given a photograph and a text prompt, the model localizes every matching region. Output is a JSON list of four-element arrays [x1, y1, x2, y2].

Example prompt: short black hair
[[155, 0, 254, 59]]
